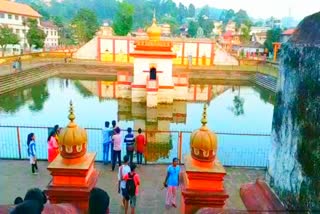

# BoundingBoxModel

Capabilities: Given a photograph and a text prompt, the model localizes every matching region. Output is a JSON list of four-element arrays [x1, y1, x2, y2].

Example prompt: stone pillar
[[181, 156, 228, 214]]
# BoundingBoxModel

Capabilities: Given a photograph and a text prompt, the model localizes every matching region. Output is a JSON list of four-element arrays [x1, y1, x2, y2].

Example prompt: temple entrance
[[150, 67, 157, 80]]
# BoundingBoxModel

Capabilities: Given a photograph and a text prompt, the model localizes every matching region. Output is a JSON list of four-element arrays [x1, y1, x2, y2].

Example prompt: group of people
[[25, 121, 181, 212], [102, 120, 147, 171], [12, 57, 22, 73], [26, 125, 61, 175], [10, 187, 110, 214]]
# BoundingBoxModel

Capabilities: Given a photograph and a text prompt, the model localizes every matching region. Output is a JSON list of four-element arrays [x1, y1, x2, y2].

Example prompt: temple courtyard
[[0, 160, 265, 213]]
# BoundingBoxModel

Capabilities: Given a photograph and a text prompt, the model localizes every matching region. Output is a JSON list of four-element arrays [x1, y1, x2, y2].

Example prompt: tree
[[113, 2, 134, 36], [264, 28, 282, 53], [234, 9, 251, 29], [26, 19, 46, 50], [188, 21, 198, 38], [219, 9, 235, 25], [187, 4, 196, 17], [198, 6, 214, 37], [240, 21, 252, 43], [177, 3, 187, 23], [0, 26, 20, 56], [71, 8, 99, 44]]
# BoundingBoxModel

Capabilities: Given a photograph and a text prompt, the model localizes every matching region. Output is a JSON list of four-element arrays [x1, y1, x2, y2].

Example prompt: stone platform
[[0, 160, 265, 213]]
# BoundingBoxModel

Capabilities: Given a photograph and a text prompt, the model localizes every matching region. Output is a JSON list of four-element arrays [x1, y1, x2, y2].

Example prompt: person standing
[[124, 163, 140, 214], [47, 125, 59, 162], [102, 121, 113, 165], [124, 127, 135, 163], [112, 127, 122, 171], [163, 158, 180, 208], [110, 120, 118, 162], [27, 133, 38, 175], [118, 155, 131, 214], [135, 128, 146, 165]]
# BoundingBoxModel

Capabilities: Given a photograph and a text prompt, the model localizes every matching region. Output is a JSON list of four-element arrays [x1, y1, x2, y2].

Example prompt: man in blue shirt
[[163, 157, 180, 208], [124, 127, 135, 163], [102, 121, 113, 164]]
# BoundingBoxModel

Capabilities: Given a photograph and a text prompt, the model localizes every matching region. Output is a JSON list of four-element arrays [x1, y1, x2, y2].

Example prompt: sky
[[174, 0, 320, 20]]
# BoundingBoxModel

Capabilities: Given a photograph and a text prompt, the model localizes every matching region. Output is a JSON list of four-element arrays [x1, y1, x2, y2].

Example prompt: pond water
[[0, 77, 275, 166]]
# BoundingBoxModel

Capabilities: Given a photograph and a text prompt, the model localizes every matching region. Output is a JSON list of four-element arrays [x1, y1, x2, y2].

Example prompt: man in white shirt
[[118, 155, 131, 214]]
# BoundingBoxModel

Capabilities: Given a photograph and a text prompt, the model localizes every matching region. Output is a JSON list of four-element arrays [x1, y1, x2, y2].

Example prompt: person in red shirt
[[135, 128, 146, 165]]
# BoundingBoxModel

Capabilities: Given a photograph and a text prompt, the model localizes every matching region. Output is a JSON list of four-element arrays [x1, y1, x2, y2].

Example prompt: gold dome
[[190, 104, 218, 162], [58, 101, 88, 159], [147, 11, 161, 41]]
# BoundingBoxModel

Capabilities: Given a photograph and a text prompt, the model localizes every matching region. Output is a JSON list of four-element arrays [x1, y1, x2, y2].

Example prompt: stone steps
[[0, 65, 58, 95], [252, 73, 277, 92]]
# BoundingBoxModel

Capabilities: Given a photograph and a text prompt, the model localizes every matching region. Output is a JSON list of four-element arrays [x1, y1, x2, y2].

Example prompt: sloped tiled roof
[[41, 21, 58, 29], [282, 28, 296, 35], [0, 0, 41, 18]]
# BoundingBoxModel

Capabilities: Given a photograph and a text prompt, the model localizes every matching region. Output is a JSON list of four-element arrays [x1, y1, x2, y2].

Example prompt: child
[[27, 133, 38, 174], [135, 128, 146, 165], [124, 163, 140, 214]]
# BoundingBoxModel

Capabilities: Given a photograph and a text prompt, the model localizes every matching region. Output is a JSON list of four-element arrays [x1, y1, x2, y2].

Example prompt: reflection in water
[[0, 80, 49, 113], [28, 82, 50, 112], [229, 86, 245, 116], [0, 78, 275, 163]]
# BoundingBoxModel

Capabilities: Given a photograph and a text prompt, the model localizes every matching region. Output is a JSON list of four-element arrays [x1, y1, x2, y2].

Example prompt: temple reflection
[[78, 80, 230, 162]]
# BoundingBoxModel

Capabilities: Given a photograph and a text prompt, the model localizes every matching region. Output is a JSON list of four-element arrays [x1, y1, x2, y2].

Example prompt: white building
[[0, 0, 41, 54], [0, 0, 59, 54], [41, 21, 59, 48]]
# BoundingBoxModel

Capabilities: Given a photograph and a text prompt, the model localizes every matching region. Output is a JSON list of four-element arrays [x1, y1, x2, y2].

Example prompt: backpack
[[126, 173, 136, 196]]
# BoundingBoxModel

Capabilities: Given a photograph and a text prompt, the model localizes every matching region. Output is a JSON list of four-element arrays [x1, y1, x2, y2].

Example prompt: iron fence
[[0, 125, 271, 167]]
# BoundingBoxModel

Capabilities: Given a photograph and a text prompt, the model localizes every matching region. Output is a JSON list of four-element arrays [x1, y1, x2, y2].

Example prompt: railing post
[[16, 127, 22, 159], [178, 131, 182, 161]]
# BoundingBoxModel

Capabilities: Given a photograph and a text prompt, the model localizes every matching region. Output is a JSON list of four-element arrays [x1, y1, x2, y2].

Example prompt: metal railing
[[0, 125, 271, 167]]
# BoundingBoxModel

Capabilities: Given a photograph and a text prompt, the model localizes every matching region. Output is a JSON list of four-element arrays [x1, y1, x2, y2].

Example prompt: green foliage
[[113, 2, 134, 36], [0, 26, 20, 56], [177, 3, 187, 23], [188, 21, 198, 38], [71, 8, 99, 44], [187, 4, 196, 17], [26, 19, 46, 49], [197, 6, 214, 37], [264, 28, 281, 52], [219, 9, 235, 25], [234, 9, 251, 29], [30, 2, 50, 20], [240, 23, 251, 43]]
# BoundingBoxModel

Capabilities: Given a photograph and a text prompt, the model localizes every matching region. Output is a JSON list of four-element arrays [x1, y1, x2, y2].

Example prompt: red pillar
[[127, 38, 130, 63], [112, 39, 116, 62], [182, 42, 185, 65], [196, 42, 200, 66], [97, 81, 102, 98], [210, 42, 215, 65]]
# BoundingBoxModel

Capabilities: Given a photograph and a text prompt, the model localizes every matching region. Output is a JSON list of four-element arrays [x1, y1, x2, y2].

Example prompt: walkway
[[0, 160, 265, 213]]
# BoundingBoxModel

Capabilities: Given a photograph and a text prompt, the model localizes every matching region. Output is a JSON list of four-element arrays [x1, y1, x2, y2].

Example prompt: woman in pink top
[[124, 163, 140, 214], [47, 125, 59, 162]]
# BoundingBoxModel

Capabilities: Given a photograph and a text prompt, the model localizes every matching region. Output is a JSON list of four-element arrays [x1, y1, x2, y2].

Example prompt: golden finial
[[68, 100, 75, 122], [201, 104, 207, 126]]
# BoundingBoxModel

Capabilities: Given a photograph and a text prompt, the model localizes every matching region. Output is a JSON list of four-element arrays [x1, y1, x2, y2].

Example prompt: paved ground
[[0, 160, 265, 213]]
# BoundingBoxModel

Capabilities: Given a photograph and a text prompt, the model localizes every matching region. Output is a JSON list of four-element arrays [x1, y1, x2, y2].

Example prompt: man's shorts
[[121, 188, 129, 201], [129, 195, 137, 208]]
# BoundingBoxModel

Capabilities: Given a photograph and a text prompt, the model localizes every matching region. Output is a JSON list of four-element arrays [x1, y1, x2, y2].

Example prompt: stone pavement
[[0, 160, 265, 213]]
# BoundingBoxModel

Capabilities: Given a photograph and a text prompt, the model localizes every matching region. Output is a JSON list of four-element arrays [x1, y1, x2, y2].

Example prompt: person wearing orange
[[47, 125, 59, 162], [135, 128, 146, 165]]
